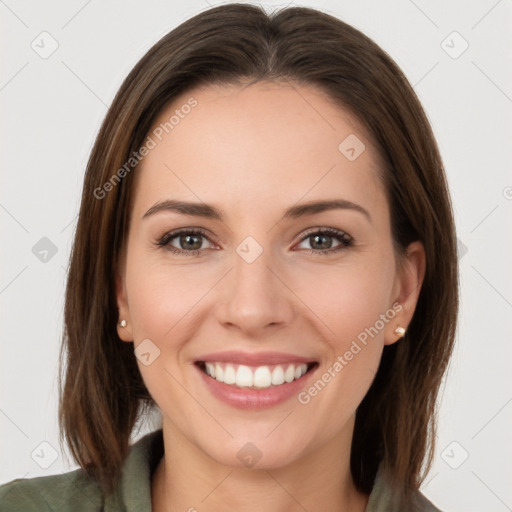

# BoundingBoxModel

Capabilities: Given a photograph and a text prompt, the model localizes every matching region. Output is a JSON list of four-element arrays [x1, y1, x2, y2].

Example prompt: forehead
[[133, 81, 387, 220]]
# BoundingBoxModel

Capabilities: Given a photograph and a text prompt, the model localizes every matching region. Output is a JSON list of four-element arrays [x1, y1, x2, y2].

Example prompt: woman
[[0, 3, 458, 511]]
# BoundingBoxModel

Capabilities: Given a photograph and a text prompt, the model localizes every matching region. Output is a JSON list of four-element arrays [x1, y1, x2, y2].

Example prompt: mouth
[[194, 360, 319, 390], [192, 350, 320, 409]]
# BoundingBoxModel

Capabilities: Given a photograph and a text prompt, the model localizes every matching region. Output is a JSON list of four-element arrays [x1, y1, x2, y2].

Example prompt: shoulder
[[0, 428, 163, 512], [367, 466, 444, 512], [0, 469, 104, 512], [414, 491, 444, 512]]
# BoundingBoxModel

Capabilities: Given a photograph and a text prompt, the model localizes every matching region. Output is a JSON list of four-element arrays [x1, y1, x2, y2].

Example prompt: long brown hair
[[58, 3, 459, 504]]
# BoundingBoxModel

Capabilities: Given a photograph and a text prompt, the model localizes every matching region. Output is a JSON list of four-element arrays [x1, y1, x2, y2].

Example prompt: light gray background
[[1, 1, 511, 510]]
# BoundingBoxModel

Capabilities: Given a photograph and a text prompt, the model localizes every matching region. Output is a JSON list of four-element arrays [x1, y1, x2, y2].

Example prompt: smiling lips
[[194, 352, 319, 410], [195, 350, 318, 390], [200, 361, 313, 389]]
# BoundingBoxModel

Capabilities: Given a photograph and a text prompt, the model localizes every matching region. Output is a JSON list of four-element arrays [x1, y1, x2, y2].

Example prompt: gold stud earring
[[119, 320, 127, 328], [394, 326, 405, 338]]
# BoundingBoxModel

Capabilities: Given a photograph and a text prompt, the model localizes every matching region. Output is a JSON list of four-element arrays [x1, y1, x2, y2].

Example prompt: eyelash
[[156, 227, 354, 257]]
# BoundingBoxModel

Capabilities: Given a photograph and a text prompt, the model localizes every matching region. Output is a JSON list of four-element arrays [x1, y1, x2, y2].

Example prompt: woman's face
[[117, 81, 424, 469]]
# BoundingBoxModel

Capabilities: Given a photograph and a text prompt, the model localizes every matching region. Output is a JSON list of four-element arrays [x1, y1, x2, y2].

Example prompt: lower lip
[[195, 364, 318, 410]]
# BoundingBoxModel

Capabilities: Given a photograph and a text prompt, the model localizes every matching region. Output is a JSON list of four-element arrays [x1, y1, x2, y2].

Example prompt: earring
[[394, 326, 405, 338], [119, 320, 127, 328]]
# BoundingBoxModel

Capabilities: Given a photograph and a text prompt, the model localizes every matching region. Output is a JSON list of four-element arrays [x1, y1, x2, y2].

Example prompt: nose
[[215, 245, 295, 336]]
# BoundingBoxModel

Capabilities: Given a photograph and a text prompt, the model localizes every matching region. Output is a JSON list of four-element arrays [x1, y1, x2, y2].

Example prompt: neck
[[151, 418, 369, 512]]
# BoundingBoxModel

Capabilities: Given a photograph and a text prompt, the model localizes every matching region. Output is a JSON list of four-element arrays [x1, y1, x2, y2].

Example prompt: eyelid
[[293, 226, 353, 252], [157, 227, 218, 248], [297, 226, 353, 242], [157, 226, 354, 256]]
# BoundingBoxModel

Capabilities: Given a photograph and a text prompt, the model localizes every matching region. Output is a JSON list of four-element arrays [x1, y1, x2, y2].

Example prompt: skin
[[116, 80, 425, 512]]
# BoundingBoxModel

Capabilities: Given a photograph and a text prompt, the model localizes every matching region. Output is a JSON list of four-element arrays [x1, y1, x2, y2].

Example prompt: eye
[[157, 228, 216, 256], [156, 227, 354, 257], [294, 227, 354, 255]]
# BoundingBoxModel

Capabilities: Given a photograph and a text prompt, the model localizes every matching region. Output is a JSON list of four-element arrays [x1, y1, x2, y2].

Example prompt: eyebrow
[[142, 198, 372, 223]]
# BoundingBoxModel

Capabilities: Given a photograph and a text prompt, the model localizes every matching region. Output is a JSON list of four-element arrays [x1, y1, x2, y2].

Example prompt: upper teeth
[[204, 362, 309, 388]]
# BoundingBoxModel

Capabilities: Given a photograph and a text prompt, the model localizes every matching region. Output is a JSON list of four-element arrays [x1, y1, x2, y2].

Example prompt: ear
[[384, 241, 426, 346], [115, 265, 133, 343]]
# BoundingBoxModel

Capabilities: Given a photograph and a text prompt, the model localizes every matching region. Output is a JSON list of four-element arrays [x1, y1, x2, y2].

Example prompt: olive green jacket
[[0, 429, 442, 511]]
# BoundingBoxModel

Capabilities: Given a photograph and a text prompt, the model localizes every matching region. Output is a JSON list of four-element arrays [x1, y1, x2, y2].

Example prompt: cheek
[[123, 258, 207, 414], [124, 253, 212, 341], [292, 266, 391, 438], [291, 260, 393, 405], [293, 258, 395, 347]]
